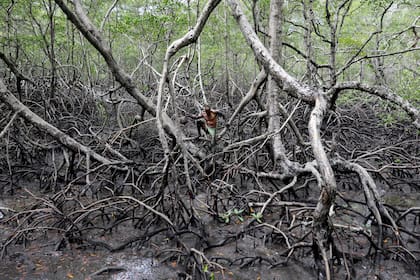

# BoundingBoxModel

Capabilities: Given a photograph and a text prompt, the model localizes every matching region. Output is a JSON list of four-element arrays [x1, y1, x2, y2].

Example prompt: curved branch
[[333, 158, 400, 247], [100, 0, 119, 32], [283, 42, 332, 70], [308, 94, 337, 280], [54, 0, 155, 113], [329, 82, 420, 129], [309, 95, 337, 222], [218, 69, 267, 139]]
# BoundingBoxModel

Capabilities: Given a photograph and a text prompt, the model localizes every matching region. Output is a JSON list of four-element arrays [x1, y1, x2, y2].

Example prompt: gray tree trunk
[[266, 0, 291, 170]]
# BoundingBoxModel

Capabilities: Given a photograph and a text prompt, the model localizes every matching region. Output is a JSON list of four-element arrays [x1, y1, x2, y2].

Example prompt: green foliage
[[362, 0, 394, 9], [338, 36, 365, 52], [202, 264, 215, 279], [251, 212, 263, 223], [0, 0, 417, 111], [219, 208, 244, 224], [380, 113, 397, 127], [397, 68, 420, 104]]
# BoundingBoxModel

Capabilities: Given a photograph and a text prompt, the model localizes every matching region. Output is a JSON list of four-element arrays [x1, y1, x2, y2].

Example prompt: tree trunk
[[48, 0, 56, 99], [227, 0, 316, 103], [266, 0, 291, 170], [308, 94, 337, 280]]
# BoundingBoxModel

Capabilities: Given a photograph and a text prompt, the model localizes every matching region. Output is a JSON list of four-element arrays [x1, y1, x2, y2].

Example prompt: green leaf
[[251, 212, 263, 223]]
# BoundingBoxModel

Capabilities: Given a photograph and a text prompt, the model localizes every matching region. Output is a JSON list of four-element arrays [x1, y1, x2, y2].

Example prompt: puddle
[[106, 254, 177, 280], [0, 247, 177, 280]]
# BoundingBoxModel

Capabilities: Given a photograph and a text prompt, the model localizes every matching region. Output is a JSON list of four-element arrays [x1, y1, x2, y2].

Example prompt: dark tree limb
[[0, 52, 35, 85]]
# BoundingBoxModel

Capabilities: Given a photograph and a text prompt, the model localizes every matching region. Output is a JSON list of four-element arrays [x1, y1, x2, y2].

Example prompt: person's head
[[204, 104, 211, 113]]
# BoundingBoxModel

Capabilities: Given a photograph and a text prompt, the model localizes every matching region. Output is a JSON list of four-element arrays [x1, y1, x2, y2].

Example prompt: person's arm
[[213, 110, 225, 119], [217, 111, 225, 119], [187, 112, 203, 120]]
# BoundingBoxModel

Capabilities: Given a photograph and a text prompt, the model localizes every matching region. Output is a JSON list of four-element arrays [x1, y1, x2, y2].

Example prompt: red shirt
[[202, 109, 217, 128]]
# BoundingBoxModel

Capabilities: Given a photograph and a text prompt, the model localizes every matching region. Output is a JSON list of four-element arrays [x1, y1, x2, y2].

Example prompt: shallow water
[[0, 249, 177, 280], [106, 254, 177, 280]]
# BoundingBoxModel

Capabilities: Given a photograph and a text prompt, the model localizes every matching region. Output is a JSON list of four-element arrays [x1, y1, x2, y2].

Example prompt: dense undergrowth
[[0, 82, 419, 279]]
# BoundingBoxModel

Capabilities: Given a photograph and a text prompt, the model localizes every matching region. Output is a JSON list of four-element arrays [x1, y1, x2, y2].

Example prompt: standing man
[[191, 104, 223, 146], [202, 104, 217, 145]]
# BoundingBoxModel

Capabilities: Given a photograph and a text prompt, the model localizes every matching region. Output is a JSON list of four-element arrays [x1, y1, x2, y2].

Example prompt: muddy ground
[[0, 100, 419, 280]]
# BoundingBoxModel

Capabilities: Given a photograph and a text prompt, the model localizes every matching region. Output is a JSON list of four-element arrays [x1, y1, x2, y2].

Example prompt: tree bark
[[302, 0, 317, 86], [266, 0, 291, 169], [227, 0, 316, 103], [308, 94, 337, 280]]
